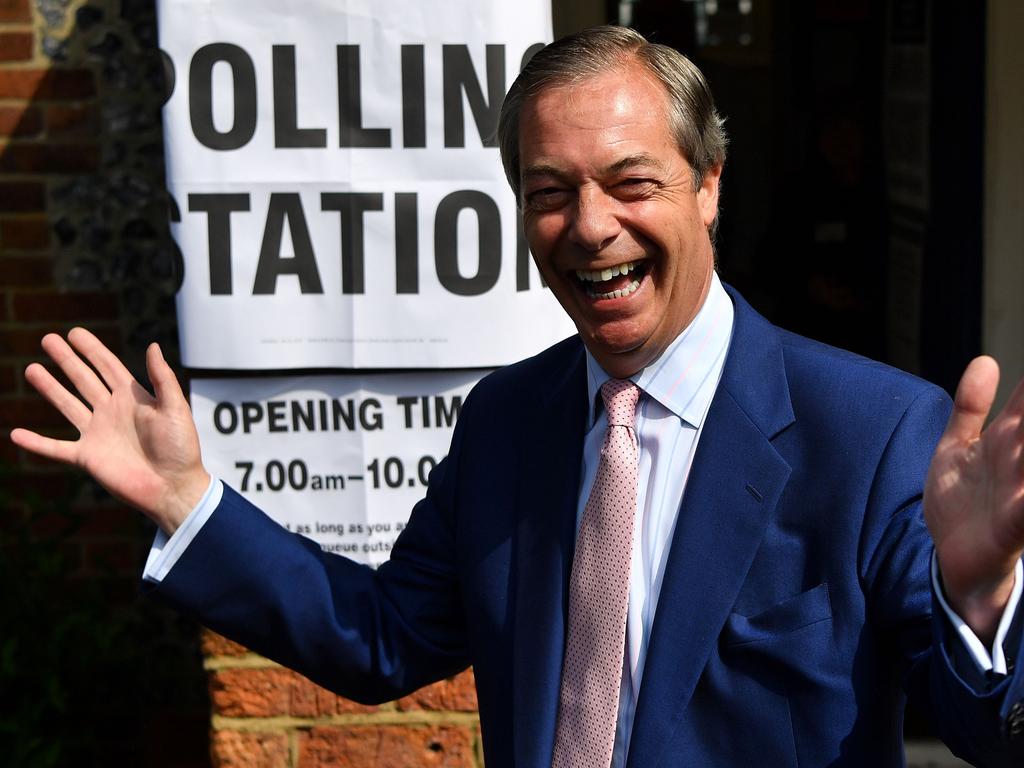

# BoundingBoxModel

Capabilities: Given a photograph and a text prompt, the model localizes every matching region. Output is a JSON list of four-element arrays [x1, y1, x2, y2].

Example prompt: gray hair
[[498, 25, 728, 204]]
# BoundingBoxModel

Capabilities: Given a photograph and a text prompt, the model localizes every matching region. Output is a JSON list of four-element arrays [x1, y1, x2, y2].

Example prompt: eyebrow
[[521, 153, 667, 184], [520, 163, 567, 183], [606, 153, 666, 175]]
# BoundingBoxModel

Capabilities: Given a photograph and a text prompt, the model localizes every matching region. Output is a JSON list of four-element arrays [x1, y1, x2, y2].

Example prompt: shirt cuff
[[142, 477, 224, 583], [932, 552, 1023, 675]]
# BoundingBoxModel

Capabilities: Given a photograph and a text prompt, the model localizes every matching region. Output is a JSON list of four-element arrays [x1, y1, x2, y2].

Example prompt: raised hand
[[925, 356, 1024, 643], [9, 328, 210, 535]]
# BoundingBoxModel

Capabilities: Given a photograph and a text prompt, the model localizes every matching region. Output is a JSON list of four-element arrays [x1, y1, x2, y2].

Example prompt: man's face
[[518, 63, 721, 378]]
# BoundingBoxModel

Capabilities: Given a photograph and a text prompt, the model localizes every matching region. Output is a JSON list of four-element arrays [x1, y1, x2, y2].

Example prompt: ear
[[697, 163, 723, 229]]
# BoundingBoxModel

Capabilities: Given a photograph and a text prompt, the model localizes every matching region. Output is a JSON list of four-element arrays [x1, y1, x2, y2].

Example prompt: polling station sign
[[159, 0, 574, 369], [191, 371, 483, 565]]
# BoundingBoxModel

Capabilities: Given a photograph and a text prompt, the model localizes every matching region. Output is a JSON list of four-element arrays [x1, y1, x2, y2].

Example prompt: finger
[[41, 332, 111, 407], [10, 427, 79, 465], [944, 356, 1000, 444], [24, 361, 93, 432], [146, 343, 187, 410], [66, 327, 135, 391]]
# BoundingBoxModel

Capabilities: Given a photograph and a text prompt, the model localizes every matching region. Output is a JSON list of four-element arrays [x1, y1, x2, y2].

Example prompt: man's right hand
[[10, 328, 210, 536]]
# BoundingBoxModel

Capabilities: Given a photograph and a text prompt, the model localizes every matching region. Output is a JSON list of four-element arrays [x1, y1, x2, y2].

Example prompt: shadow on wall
[[0, 1, 209, 766]]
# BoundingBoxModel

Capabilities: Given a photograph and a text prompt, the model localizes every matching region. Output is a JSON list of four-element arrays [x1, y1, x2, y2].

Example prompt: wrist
[[153, 468, 211, 536], [939, 561, 1016, 646]]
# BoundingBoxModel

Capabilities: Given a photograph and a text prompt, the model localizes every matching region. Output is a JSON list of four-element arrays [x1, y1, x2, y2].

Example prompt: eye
[[524, 187, 571, 212], [613, 178, 657, 200]]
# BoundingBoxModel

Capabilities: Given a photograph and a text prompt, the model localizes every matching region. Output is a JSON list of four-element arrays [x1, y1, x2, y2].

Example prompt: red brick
[[210, 730, 289, 768], [13, 290, 118, 322], [396, 669, 478, 712], [0, 69, 95, 99], [297, 724, 477, 768], [0, 142, 100, 173], [290, 678, 379, 718], [0, 0, 30, 23], [0, 104, 42, 136], [0, 324, 119, 357], [209, 667, 379, 718], [286, 673, 328, 717], [0, 328, 52, 356], [1, 216, 49, 249], [201, 629, 250, 658], [0, 255, 54, 285], [0, 181, 45, 212], [45, 103, 98, 138], [0, 396, 71, 430], [209, 668, 296, 718], [0, 32, 33, 61]]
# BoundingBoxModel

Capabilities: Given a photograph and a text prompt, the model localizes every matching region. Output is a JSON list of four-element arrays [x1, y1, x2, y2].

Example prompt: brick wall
[[0, 0, 174, 582], [203, 632, 482, 768], [1, 1, 210, 765], [1, 2, 484, 765]]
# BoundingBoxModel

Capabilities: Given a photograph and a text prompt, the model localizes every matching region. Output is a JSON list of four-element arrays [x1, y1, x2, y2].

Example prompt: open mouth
[[575, 260, 647, 300]]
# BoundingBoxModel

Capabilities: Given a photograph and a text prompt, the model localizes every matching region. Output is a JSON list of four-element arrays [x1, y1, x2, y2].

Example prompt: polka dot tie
[[551, 379, 641, 768]]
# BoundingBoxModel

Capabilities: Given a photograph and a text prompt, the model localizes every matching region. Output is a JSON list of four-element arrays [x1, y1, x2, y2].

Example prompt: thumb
[[146, 342, 186, 409], [944, 355, 1000, 443]]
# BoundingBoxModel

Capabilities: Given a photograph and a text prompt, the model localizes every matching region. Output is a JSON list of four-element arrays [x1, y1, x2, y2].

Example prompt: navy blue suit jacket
[[152, 287, 1024, 766]]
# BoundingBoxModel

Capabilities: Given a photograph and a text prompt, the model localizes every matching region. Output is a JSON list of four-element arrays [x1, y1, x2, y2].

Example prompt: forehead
[[518, 64, 681, 172]]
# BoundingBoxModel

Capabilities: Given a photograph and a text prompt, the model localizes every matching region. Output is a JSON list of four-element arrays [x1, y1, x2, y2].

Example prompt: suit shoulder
[[447, 335, 584, 449], [469, 335, 583, 402], [776, 327, 951, 419]]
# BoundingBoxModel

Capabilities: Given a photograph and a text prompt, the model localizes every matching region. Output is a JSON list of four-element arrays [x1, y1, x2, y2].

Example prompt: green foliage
[[0, 463, 210, 767]]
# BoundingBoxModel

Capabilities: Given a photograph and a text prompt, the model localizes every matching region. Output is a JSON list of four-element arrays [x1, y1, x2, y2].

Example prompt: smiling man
[[516, 67, 719, 379], [11, 25, 1024, 768], [505, 38, 724, 381]]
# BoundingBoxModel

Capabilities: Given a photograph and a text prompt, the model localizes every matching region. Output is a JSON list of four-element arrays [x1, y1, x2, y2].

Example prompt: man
[[11, 26, 1024, 767]]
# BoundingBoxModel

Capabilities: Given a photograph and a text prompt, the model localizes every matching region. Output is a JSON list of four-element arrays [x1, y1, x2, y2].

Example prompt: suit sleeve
[[144, 390, 480, 705], [859, 386, 1024, 765]]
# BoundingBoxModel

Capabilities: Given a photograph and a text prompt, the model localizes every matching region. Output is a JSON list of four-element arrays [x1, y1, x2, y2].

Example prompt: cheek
[[525, 219, 565, 263]]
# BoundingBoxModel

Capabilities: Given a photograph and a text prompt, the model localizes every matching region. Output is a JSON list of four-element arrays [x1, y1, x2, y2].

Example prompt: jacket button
[[1007, 701, 1024, 740]]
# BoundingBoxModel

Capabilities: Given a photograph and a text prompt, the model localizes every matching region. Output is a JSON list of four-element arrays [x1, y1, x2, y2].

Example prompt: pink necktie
[[551, 379, 641, 768]]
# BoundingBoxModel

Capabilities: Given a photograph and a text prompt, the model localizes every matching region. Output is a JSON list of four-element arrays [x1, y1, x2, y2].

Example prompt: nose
[[569, 186, 621, 252]]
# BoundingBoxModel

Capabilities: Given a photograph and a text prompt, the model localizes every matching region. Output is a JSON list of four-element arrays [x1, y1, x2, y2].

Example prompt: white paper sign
[[191, 371, 485, 564], [159, 0, 574, 369]]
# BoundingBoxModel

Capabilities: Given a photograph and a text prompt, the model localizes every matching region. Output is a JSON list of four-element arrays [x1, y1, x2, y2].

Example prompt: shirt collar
[[585, 271, 734, 428]]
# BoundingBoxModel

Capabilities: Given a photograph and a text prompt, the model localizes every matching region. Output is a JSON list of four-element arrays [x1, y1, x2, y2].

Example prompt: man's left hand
[[925, 356, 1024, 645]]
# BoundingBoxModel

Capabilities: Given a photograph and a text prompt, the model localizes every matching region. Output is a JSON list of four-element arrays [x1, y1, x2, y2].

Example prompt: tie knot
[[600, 379, 640, 428]]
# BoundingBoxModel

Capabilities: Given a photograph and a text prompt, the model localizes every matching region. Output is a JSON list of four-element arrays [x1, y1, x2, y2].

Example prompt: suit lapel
[[512, 343, 588, 768], [626, 288, 796, 768]]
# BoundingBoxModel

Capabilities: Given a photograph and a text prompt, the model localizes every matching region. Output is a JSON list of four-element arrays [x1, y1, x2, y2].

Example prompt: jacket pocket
[[723, 582, 832, 648]]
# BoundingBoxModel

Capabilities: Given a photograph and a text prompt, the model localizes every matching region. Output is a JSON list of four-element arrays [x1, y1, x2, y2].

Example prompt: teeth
[[576, 261, 637, 282], [587, 278, 641, 300]]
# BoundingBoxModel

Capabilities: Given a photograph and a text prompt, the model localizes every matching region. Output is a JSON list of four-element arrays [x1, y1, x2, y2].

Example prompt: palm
[[10, 329, 209, 533], [924, 357, 1024, 634], [76, 382, 190, 507]]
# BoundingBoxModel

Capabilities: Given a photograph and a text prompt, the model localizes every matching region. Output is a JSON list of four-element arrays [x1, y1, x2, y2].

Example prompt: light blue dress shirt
[[578, 272, 733, 767]]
